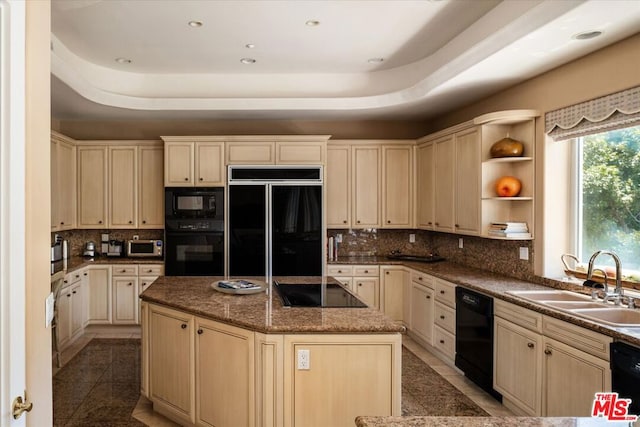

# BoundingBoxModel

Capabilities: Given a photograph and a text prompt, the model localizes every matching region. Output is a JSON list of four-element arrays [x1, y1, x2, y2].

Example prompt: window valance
[[545, 86, 640, 141]]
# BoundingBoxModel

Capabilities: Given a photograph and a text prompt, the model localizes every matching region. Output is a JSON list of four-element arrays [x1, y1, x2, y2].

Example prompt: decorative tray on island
[[211, 279, 268, 295]]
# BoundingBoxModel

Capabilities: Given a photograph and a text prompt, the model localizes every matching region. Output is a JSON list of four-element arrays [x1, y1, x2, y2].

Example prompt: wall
[[57, 119, 432, 141], [429, 32, 640, 277]]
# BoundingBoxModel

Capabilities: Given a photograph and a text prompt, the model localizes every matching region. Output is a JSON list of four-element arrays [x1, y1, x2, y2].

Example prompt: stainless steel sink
[[570, 308, 640, 327], [507, 290, 591, 302]]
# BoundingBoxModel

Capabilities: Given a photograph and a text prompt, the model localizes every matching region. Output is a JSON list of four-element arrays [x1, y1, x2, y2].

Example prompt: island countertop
[[140, 276, 405, 334]]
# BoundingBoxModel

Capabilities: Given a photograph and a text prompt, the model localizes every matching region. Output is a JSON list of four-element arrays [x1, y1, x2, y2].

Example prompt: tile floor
[[53, 333, 512, 426]]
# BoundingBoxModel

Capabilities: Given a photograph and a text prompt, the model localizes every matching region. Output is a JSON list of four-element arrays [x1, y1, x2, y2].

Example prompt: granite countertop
[[330, 257, 640, 347], [355, 416, 618, 427], [55, 256, 165, 275], [140, 275, 405, 334]]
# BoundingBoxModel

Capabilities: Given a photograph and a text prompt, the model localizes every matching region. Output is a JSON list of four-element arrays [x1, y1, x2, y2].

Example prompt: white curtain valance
[[545, 86, 640, 141]]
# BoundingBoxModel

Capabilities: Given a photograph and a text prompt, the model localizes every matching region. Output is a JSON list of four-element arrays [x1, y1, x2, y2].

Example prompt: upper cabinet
[[326, 141, 413, 229], [162, 138, 225, 187], [138, 146, 164, 228], [109, 146, 138, 228], [415, 142, 434, 229], [225, 136, 328, 165], [51, 132, 77, 231], [77, 145, 108, 229]]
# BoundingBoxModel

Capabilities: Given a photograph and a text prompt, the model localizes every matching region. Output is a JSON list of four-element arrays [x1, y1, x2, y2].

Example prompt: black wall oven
[[165, 188, 224, 276]]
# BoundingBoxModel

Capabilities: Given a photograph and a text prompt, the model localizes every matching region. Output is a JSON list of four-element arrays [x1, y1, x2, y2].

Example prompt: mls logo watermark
[[592, 392, 638, 422]]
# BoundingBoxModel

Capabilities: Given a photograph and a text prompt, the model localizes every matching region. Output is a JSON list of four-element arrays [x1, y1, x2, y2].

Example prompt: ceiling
[[51, 0, 640, 122]]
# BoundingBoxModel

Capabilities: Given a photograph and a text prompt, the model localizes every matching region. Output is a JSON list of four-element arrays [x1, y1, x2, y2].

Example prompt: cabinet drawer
[[410, 270, 434, 287], [112, 265, 139, 276], [63, 270, 82, 286], [542, 315, 612, 361], [326, 265, 353, 276], [495, 299, 543, 333], [352, 265, 379, 277], [433, 326, 455, 359], [139, 264, 164, 276], [434, 279, 456, 308], [333, 277, 353, 290], [434, 302, 455, 334]]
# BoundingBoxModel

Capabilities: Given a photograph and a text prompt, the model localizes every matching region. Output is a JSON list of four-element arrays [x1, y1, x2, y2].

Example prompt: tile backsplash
[[52, 229, 163, 258], [327, 229, 535, 281]]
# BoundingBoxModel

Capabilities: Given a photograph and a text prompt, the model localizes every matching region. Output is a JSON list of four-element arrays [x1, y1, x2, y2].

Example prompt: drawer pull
[[418, 277, 423, 281], [338, 270, 342, 273], [358, 283, 362, 287], [544, 349, 552, 355], [428, 222, 432, 225], [440, 290, 445, 294], [75, 274, 79, 278], [148, 269, 153, 273], [199, 177, 204, 181], [184, 177, 189, 181], [357, 220, 361, 224], [387, 220, 391, 224], [128, 220, 133, 224], [99, 220, 103, 224], [83, 272, 87, 276], [142, 220, 147, 224], [197, 328, 203, 335], [426, 295, 431, 299], [181, 324, 187, 329], [527, 342, 535, 349], [67, 294, 71, 298], [128, 282, 132, 286], [440, 315, 445, 319], [121, 269, 126, 273], [72, 291, 76, 294], [343, 220, 347, 224], [364, 270, 369, 273], [385, 271, 389, 275], [439, 340, 445, 344]]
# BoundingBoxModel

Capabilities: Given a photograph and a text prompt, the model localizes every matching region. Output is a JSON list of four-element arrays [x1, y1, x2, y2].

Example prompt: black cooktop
[[273, 282, 368, 308]]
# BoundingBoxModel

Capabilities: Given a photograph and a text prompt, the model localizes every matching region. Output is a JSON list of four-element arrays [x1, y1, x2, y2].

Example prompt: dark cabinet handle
[[455, 224, 459, 227], [364, 270, 369, 273], [75, 274, 79, 278], [440, 290, 445, 294], [199, 177, 203, 181], [128, 220, 133, 224], [121, 270, 126, 273], [358, 283, 362, 287], [67, 294, 71, 298], [142, 282, 147, 286], [147, 269, 153, 273], [386, 271, 389, 275], [426, 295, 431, 299], [387, 220, 391, 224], [439, 340, 445, 344], [142, 220, 147, 224], [418, 277, 423, 281], [64, 280, 68, 284], [197, 329, 203, 335], [83, 272, 88, 276], [544, 349, 552, 355], [184, 177, 189, 181], [72, 291, 76, 294], [528, 342, 534, 349], [343, 220, 347, 224], [128, 282, 132, 286], [440, 315, 445, 319], [61, 222, 64, 225], [99, 220, 103, 224], [357, 220, 361, 224], [428, 222, 432, 225], [181, 324, 187, 329]]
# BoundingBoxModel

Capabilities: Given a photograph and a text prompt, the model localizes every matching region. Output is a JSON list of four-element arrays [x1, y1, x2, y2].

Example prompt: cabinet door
[[352, 146, 380, 228], [381, 267, 406, 322], [87, 266, 111, 324], [276, 141, 325, 164], [326, 146, 351, 228], [77, 146, 108, 228], [149, 304, 194, 423], [455, 128, 480, 235], [139, 146, 164, 228], [195, 142, 224, 186], [433, 135, 454, 232], [57, 286, 72, 348], [58, 139, 77, 230], [382, 145, 412, 228], [543, 337, 611, 417], [353, 277, 379, 309], [109, 146, 138, 228], [112, 277, 138, 324], [494, 317, 542, 416], [138, 276, 158, 325], [70, 282, 84, 337], [416, 142, 435, 229], [195, 318, 255, 427], [165, 142, 194, 186], [410, 282, 434, 345], [226, 142, 275, 164], [51, 139, 60, 231]]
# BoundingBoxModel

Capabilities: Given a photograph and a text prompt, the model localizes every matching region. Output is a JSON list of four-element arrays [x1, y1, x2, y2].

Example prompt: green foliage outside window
[[581, 125, 640, 271]]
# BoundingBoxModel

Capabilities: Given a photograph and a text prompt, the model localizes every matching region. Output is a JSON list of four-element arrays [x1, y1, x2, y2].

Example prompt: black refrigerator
[[227, 166, 323, 277]]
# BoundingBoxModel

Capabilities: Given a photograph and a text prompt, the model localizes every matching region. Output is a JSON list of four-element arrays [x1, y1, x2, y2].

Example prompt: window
[[575, 125, 640, 273]]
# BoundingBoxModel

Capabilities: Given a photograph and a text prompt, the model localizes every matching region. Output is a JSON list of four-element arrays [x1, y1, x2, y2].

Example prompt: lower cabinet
[[87, 266, 112, 324], [112, 277, 139, 324], [494, 300, 612, 417], [380, 266, 406, 322], [409, 280, 434, 345]]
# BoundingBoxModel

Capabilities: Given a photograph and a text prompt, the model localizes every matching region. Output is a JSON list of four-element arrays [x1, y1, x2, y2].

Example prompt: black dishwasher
[[611, 341, 640, 416], [455, 287, 502, 401]]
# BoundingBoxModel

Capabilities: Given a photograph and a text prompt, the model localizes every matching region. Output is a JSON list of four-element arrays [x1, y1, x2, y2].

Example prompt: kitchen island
[[140, 276, 404, 427]]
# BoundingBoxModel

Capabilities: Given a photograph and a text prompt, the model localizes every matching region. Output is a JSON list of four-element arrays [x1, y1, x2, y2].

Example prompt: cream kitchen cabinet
[[112, 276, 139, 324], [109, 146, 138, 228], [226, 141, 275, 165], [138, 146, 164, 228], [57, 270, 85, 349], [51, 132, 77, 231], [382, 145, 413, 228], [352, 145, 381, 228], [326, 146, 351, 228], [226, 137, 328, 165], [163, 139, 225, 186], [77, 145, 108, 228], [148, 303, 195, 424], [275, 141, 325, 164], [195, 317, 255, 427], [326, 264, 354, 289], [409, 276, 434, 346], [432, 278, 456, 362], [352, 265, 380, 309], [454, 127, 480, 235], [433, 135, 455, 232], [416, 142, 435, 229], [494, 299, 611, 417], [380, 266, 407, 322], [86, 265, 111, 324]]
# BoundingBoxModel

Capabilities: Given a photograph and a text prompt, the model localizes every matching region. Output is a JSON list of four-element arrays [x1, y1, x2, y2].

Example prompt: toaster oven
[[127, 239, 163, 257]]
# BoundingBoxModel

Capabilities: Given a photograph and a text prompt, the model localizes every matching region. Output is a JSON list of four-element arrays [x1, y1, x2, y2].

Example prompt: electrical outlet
[[458, 238, 464, 249], [297, 349, 310, 370], [409, 233, 416, 243], [335, 234, 342, 243], [519, 247, 529, 261]]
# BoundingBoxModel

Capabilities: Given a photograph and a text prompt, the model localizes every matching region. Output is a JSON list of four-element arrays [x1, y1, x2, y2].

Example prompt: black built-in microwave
[[165, 187, 223, 219]]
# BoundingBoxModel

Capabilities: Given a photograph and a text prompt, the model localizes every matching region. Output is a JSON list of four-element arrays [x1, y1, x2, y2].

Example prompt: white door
[[0, 0, 28, 425]]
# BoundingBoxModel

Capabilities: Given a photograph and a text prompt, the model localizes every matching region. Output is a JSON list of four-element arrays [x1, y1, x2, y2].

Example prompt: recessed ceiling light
[[368, 58, 384, 63], [305, 20, 320, 26], [188, 20, 203, 28], [115, 57, 131, 64], [240, 58, 256, 64], [573, 30, 603, 40], [245, 43, 255, 49]]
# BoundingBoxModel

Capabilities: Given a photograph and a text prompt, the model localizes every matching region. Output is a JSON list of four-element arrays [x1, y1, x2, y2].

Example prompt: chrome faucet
[[586, 250, 624, 305]]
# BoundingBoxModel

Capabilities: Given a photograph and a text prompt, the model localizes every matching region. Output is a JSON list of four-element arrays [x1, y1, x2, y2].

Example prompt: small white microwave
[[127, 239, 163, 257]]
